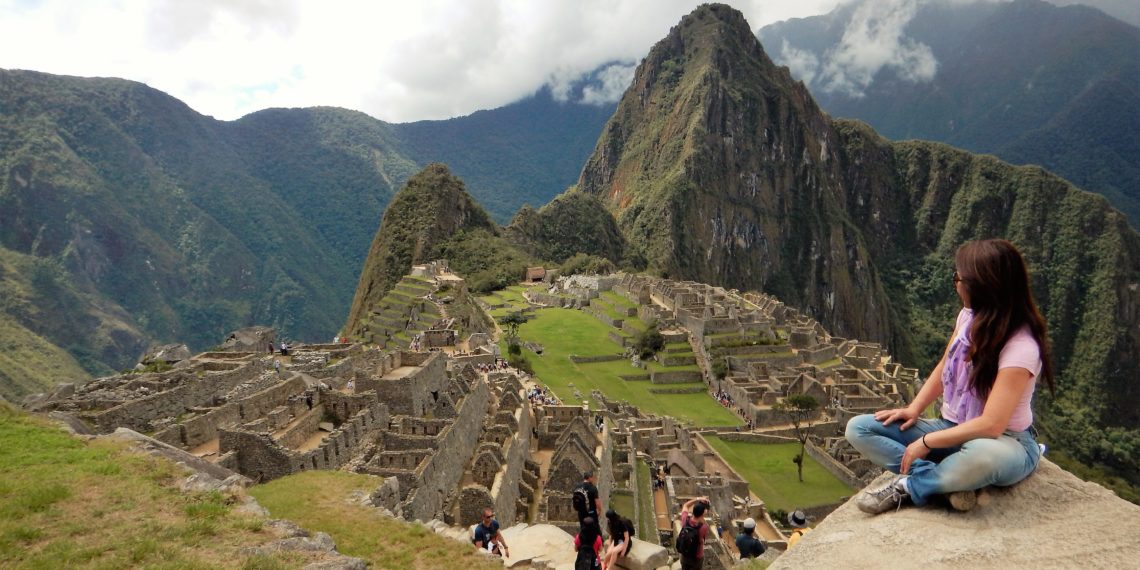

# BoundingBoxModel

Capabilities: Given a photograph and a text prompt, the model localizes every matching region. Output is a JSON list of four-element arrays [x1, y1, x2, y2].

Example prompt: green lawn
[[251, 471, 501, 570], [703, 436, 854, 512], [509, 308, 740, 427], [601, 291, 637, 311], [0, 403, 300, 569]]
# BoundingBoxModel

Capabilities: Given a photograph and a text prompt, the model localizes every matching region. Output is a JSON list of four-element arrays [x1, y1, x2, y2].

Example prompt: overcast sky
[[0, 0, 850, 123]]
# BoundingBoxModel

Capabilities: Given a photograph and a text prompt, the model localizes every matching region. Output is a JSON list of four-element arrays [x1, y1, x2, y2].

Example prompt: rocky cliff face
[[579, 3, 894, 345], [579, 4, 1140, 485], [343, 164, 497, 337]]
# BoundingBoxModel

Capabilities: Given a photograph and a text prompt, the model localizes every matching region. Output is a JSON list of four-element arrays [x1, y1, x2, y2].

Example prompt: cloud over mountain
[[812, 0, 939, 97]]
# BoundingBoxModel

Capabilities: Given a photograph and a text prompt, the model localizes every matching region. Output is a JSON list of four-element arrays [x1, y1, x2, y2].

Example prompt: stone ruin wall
[[218, 394, 390, 482], [383, 377, 491, 522], [86, 358, 263, 433]]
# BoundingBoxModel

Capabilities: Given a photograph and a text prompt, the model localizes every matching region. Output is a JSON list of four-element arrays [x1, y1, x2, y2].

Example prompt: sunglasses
[[953, 270, 963, 284]]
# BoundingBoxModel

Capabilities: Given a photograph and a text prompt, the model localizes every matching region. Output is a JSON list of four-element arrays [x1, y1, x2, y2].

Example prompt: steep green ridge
[[836, 121, 1140, 483], [343, 164, 500, 337], [0, 70, 418, 393], [759, 0, 1140, 225], [506, 189, 628, 265], [579, 4, 1140, 488], [0, 248, 93, 399]]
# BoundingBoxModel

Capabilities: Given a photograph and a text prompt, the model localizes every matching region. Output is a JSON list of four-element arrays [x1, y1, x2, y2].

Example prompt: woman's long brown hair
[[956, 239, 1054, 400]]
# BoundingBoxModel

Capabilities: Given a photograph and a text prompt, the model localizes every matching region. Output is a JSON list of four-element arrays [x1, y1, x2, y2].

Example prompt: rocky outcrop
[[771, 460, 1140, 569], [139, 343, 192, 365]]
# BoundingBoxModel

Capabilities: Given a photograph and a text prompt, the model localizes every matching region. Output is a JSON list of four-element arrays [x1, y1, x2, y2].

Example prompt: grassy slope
[[507, 307, 739, 426], [704, 436, 853, 512], [249, 471, 500, 570], [0, 318, 89, 402], [0, 403, 297, 569], [0, 403, 503, 569]]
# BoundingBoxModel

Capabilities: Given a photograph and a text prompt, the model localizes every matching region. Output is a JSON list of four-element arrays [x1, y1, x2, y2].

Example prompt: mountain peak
[[577, 3, 844, 302], [343, 163, 495, 337]]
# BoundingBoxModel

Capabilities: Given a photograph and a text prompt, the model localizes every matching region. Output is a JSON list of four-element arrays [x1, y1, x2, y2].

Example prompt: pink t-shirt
[[940, 308, 1041, 431]]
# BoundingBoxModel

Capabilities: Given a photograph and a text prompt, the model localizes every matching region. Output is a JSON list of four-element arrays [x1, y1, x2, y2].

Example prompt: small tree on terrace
[[773, 394, 820, 483], [499, 311, 529, 343]]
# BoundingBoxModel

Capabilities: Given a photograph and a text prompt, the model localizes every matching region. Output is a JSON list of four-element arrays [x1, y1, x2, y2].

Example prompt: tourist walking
[[846, 239, 1053, 514]]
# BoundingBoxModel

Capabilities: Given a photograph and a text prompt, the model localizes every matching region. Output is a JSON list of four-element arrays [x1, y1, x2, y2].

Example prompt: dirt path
[[190, 437, 219, 459], [653, 487, 672, 531], [529, 448, 554, 522], [295, 431, 328, 452]]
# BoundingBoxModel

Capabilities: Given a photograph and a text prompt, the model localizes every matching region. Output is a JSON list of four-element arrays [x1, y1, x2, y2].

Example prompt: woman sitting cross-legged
[[846, 238, 1053, 514]]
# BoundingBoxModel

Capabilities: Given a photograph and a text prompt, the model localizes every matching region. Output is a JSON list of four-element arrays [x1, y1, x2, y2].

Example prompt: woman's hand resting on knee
[[874, 407, 920, 430]]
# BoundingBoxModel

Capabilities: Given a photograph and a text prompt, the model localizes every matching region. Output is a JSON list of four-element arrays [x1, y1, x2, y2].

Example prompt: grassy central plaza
[[505, 307, 740, 427], [486, 297, 854, 513], [704, 436, 853, 512]]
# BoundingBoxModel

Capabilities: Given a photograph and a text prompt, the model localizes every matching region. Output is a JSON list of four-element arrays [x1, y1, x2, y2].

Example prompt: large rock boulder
[[771, 460, 1140, 569], [220, 326, 276, 352], [613, 537, 669, 570], [496, 523, 576, 569], [139, 343, 191, 365]]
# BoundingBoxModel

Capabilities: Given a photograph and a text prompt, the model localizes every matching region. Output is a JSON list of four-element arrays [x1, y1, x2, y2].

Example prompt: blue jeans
[[845, 414, 1041, 506]]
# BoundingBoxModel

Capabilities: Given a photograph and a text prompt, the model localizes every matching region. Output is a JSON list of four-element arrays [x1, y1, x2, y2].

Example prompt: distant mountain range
[[759, 0, 1140, 224], [0, 70, 610, 397]]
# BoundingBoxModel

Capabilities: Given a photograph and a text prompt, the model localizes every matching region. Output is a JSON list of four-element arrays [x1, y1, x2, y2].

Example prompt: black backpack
[[622, 517, 636, 538], [676, 522, 702, 557], [573, 483, 590, 515], [575, 539, 600, 570]]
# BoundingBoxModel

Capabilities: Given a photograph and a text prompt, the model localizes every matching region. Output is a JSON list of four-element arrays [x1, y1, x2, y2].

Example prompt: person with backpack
[[603, 509, 634, 570], [573, 471, 602, 534], [574, 516, 603, 570], [472, 507, 509, 558], [676, 497, 710, 570]]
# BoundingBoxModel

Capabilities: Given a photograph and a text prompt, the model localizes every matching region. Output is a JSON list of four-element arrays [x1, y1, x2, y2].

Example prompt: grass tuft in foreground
[[250, 470, 502, 570], [0, 402, 299, 569]]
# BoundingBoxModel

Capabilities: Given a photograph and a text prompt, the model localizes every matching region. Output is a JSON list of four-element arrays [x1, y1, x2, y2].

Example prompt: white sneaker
[[856, 476, 909, 515]]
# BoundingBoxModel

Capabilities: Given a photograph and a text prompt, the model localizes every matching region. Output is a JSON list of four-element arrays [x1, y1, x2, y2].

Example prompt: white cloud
[[779, 39, 821, 86], [816, 0, 939, 97], [0, 0, 845, 122], [579, 63, 639, 105]]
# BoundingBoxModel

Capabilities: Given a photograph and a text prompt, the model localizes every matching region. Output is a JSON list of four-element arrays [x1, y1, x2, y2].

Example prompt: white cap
[[742, 517, 756, 529]]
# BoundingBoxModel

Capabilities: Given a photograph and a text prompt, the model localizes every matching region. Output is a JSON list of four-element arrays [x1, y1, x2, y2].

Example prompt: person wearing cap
[[786, 510, 811, 549], [734, 517, 766, 559]]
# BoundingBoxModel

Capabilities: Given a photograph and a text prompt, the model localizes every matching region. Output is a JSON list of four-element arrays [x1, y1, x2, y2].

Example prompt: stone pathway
[[652, 486, 671, 531]]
